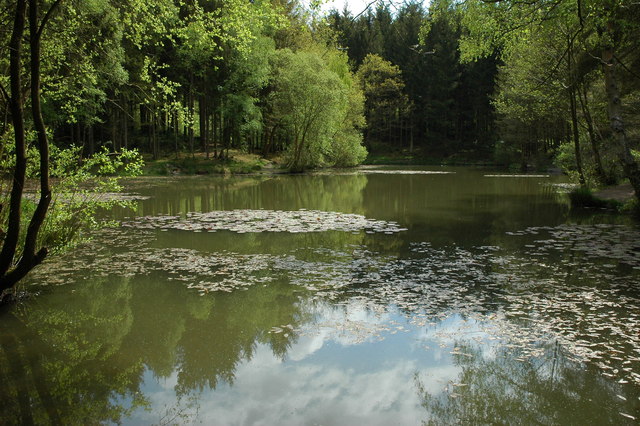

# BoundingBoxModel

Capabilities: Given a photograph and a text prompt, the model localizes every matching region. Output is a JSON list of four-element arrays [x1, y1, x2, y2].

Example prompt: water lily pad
[[122, 209, 406, 234]]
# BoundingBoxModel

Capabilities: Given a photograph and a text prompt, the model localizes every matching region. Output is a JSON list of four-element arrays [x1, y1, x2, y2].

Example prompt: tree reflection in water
[[415, 340, 637, 425], [0, 272, 309, 424]]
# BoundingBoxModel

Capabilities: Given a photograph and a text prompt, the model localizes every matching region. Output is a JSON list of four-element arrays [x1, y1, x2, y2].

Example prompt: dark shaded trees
[[459, 0, 640, 196], [356, 54, 410, 149], [328, 0, 499, 159], [0, 0, 62, 293]]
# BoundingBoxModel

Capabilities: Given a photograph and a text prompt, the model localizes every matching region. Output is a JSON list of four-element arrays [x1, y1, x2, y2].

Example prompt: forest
[[329, 0, 640, 194], [1, 0, 638, 173], [1, 0, 639, 162]]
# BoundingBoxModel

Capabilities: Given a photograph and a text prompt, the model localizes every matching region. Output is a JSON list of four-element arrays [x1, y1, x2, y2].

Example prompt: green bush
[[620, 198, 640, 217], [0, 145, 145, 262]]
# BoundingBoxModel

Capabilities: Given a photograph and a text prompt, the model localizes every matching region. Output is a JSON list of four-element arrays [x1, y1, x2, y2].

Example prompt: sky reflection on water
[[125, 310, 474, 425]]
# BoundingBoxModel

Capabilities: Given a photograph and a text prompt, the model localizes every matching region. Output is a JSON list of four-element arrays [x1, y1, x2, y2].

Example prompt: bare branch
[[351, 0, 379, 21]]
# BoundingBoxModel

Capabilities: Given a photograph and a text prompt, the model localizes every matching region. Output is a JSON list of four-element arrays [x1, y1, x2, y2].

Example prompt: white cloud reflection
[[128, 304, 479, 425]]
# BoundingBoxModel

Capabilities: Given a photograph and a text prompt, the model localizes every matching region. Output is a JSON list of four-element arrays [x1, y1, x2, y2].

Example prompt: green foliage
[[0, 145, 144, 263], [41, 0, 130, 125], [0, 131, 39, 178], [555, 139, 623, 186], [268, 48, 366, 171], [329, 129, 368, 167], [554, 142, 578, 175], [456, 0, 640, 199], [356, 54, 410, 146], [44, 147, 144, 254], [620, 198, 640, 217]]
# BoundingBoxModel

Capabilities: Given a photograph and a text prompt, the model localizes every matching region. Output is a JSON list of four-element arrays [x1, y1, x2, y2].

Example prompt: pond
[[1, 166, 639, 424]]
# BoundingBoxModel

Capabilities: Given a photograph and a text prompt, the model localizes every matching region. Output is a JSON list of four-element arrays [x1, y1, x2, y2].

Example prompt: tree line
[[0, 0, 367, 172], [4, 0, 639, 177], [329, 0, 640, 196]]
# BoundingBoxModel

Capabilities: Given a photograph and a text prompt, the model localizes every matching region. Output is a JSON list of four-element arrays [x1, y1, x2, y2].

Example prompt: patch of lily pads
[[121, 209, 407, 234], [512, 224, 640, 269], [26, 222, 640, 389]]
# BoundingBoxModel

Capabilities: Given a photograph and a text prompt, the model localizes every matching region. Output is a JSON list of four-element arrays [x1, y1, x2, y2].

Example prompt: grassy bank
[[569, 185, 639, 216], [143, 149, 502, 176], [142, 151, 279, 176]]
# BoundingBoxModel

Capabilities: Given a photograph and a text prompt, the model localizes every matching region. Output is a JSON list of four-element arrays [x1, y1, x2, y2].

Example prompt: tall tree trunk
[[262, 127, 272, 156], [151, 111, 158, 160], [189, 73, 195, 158], [212, 108, 218, 158], [87, 124, 94, 156], [409, 115, 414, 154], [209, 114, 214, 158], [122, 98, 128, 149], [199, 95, 207, 154], [1, 0, 60, 292], [0, 0, 28, 281], [147, 109, 153, 157], [567, 33, 586, 186], [182, 92, 188, 138], [569, 86, 586, 185], [174, 111, 179, 159], [578, 82, 607, 183], [111, 105, 118, 150], [20, 0, 53, 268]]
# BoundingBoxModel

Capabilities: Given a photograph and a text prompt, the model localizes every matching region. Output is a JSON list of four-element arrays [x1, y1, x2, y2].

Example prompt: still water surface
[[2, 166, 639, 424]]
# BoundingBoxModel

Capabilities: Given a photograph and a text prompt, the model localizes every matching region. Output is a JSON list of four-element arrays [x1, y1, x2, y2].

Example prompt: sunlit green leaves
[[356, 53, 410, 147], [268, 48, 365, 170]]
